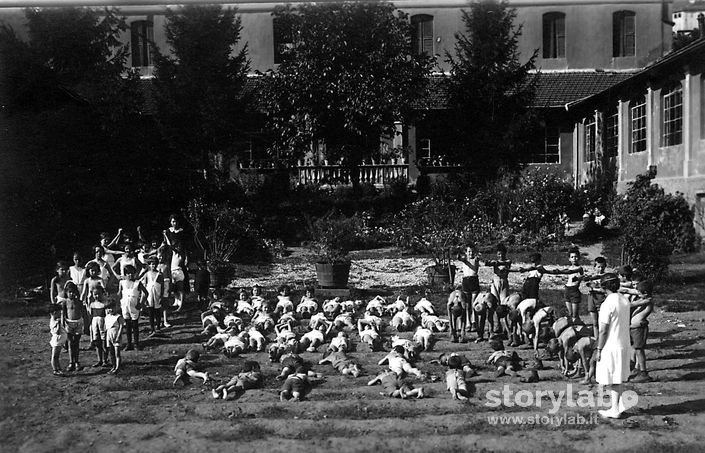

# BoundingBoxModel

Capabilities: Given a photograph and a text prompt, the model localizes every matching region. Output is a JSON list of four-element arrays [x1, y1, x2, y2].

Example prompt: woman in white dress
[[596, 273, 632, 419]]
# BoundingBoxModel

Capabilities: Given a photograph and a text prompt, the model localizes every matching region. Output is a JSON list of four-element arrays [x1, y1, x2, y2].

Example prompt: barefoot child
[[88, 286, 108, 367], [140, 257, 165, 334], [280, 365, 312, 401], [49, 303, 67, 375], [62, 282, 83, 371], [367, 370, 424, 399], [174, 349, 209, 386], [104, 302, 125, 374], [484, 243, 512, 334], [212, 361, 263, 400], [117, 265, 147, 351], [319, 351, 362, 377], [629, 280, 654, 382], [457, 243, 480, 330], [545, 247, 584, 324], [378, 346, 423, 379], [446, 354, 469, 400]]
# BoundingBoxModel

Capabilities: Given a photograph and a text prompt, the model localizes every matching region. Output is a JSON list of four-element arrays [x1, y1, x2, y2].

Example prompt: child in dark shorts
[[280, 365, 312, 401], [367, 370, 424, 399], [194, 260, 210, 310], [319, 351, 361, 377], [629, 280, 654, 382], [212, 361, 263, 400]]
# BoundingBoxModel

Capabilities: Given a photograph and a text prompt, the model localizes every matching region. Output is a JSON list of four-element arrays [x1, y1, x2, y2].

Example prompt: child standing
[[69, 253, 86, 288], [50, 261, 71, 305], [194, 260, 210, 311], [113, 243, 142, 278], [104, 302, 125, 374], [484, 244, 512, 334], [62, 282, 84, 371], [457, 244, 480, 331], [141, 257, 165, 334], [629, 280, 654, 382], [547, 247, 584, 324], [49, 303, 67, 376], [117, 265, 147, 351], [88, 286, 108, 367]]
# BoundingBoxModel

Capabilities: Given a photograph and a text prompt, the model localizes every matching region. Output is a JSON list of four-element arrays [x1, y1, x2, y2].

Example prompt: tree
[[445, 0, 538, 179], [262, 1, 432, 187], [153, 4, 252, 189], [0, 7, 141, 131]]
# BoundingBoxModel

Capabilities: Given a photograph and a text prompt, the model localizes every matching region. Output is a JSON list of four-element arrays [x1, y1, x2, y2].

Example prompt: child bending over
[[174, 349, 209, 386], [447, 287, 466, 343], [212, 361, 263, 400]]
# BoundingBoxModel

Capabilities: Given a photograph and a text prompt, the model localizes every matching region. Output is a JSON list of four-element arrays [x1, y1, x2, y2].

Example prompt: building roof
[[530, 70, 636, 108], [673, 0, 705, 13], [568, 38, 705, 110]]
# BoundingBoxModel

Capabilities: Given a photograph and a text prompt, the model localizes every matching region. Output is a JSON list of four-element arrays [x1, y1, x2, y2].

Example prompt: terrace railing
[[297, 164, 408, 186]]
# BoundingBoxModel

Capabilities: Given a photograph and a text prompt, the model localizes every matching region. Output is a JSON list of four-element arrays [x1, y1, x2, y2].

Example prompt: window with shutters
[[411, 15, 433, 56], [543, 12, 565, 59], [131, 20, 153, 67], [613, 11, 635, 57]]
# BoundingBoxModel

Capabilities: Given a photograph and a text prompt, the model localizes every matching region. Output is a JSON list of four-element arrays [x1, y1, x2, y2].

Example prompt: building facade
[[0, 0, 677, 184], [569, 38, 705, 230]]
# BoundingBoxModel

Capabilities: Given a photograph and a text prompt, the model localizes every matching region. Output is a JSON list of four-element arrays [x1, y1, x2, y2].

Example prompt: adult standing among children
[[163, 214, 190, 312], [595, 273, 632, 419]]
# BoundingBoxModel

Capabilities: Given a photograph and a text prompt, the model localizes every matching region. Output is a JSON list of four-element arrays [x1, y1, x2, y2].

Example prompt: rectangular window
[[273, 18, 294, 65], [630, 97, 647, 153], [420, 138, 432, 159], [662, 84, 683, 146], [411, 15, 434, 55], [543, 12, 566, 59], [584, 117, 596, 162], [605, 110, 619, 157], [528, 127, 560, 163], [613, 11, 636, 57], [131, 20, 153, 67]]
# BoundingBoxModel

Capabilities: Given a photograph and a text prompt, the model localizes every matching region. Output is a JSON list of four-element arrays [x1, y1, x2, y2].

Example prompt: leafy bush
[[184, 199, 264, 266], [390, 198, 474, 268], [306, 212, 363, 264], [612, 171, 698, 279]]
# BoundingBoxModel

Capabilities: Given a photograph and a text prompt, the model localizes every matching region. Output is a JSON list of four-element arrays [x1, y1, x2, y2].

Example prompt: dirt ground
[[2, 247, 705, 453]]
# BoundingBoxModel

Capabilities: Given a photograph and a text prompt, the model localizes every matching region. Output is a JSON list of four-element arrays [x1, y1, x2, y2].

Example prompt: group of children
[[47, 220, 207, 375], [47, 233, 655, 400]]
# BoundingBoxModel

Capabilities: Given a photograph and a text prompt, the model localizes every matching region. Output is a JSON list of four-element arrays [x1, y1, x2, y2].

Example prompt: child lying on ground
[[379, 346, 423, 379], [414, 296, 436, 316], [413, 325, 434, 351], [367, 370, 424, 399], [432, 353, 476, 377], [391, 308, 416, 332], [333, 312, 355, 330], [357, 311, 383, 333], [390, 336, 422, 362], [280, 365, 312, 402], [300, 323, 330, 352], [318, 351, 361, 377], [487, 341, 524, 377], [446, 355, 470, 400], [365, 295, 386, 317], [328, 331, 351, 353], [224, 331, 250, 358], [247, 326, 267, 352], [359, 324, 383, 351], [323, 298, 342, 319], [174, 349, 209, 386], [386, 295, 409, 316], [212, 361, 263, 400]]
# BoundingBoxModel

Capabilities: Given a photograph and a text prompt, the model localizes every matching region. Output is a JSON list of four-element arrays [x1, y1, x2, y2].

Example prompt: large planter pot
[[426, 264, 456, 287], [209, 266, 233, 288], [315, 262, 351, 288]]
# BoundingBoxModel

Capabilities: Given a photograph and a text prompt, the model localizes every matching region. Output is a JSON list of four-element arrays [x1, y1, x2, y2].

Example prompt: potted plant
[[306, 212, 361, 288], [185, 199, 257, 288], [391, 198, 469, 286]]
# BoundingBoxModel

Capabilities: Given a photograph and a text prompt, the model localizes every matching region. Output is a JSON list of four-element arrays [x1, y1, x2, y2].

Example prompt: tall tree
[[262, 1, 432, 187], [153, 4, 251, 189], [446, 0, 538, 179], [0, 7, 141, 131]]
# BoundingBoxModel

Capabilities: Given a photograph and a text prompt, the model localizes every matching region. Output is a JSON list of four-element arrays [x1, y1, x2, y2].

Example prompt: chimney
[[699, 13, 705, 38]]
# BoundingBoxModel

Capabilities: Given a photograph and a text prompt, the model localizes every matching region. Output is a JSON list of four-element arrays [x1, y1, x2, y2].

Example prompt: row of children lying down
[[173, 338, 534, 402]]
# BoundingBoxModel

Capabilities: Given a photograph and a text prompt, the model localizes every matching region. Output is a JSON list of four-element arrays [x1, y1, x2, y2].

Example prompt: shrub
[[306, 212, 362, 264], [612, 171, 698, 279]]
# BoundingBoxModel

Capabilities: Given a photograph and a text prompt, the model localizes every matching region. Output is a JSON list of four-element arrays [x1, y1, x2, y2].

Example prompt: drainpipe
[[698, 13, 704, 38]]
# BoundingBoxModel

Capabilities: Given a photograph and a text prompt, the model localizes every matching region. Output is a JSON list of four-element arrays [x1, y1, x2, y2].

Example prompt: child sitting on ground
[[212, 361, 263, 400], [173, 349, 209, 386], [319, 351, 361, 377], [367, 370, 424, 399]]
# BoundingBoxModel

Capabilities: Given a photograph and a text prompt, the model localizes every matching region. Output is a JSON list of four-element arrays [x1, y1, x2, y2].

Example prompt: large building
[[0, 0, 677, 183]]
